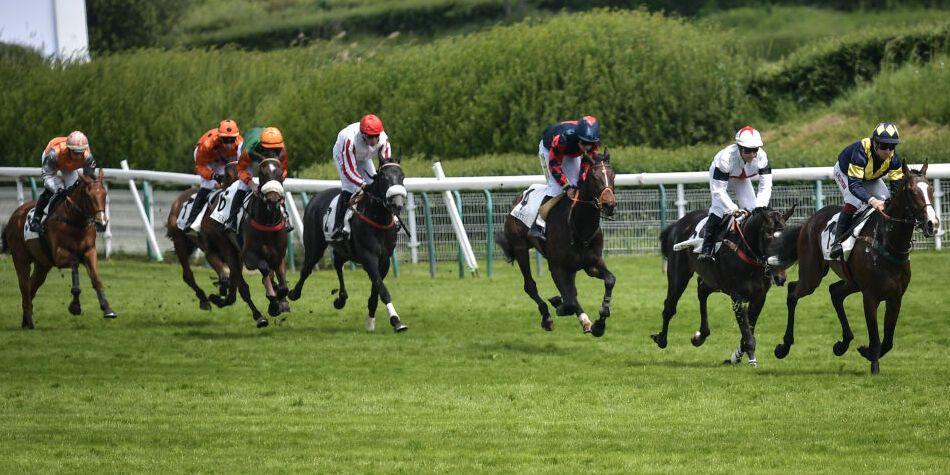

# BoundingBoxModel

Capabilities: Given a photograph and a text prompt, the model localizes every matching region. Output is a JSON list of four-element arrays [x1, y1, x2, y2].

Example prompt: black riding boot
[[29, 189, 55, 232], [828, 211, 855, 259], [226, 189, 248, 231], [528, 196, 552, 241], [698, 213, 723, 262], [183, 187, 212, 229], [331, 191, 353, 241]]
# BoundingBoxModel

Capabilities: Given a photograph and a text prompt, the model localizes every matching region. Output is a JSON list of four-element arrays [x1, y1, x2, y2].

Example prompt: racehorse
[[288, 158, 409, 333], [768, 161, 938, 374], [497, 152, 617, 336], [2, 169, 114, 329], [652, 206, 794, 366], [201, 158, 289, 328], [165, 160, 238, 310]]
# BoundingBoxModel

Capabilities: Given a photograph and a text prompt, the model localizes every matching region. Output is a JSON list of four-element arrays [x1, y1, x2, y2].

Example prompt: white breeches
[[709, 178, 757, 217]]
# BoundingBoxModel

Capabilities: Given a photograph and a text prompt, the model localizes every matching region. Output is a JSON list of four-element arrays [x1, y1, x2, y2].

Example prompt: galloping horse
[[768, 161, 938, 373], [652, 206, 794, 366], [289, 158, 408, 332], [497, 153, 617, 336], [165, 160, 239, 310], [2, 170, 114, 329], [201, 158, 289, 328]]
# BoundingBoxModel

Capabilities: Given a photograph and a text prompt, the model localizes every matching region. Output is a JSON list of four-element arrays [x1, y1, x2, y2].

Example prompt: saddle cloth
[[22, 199, 57, 241], [672, 215, 738, 254], [175, 189, 223, 232], [510, 184, 547, 228], [820, 208, 872, 261], [209, 186, 247, 232], [322, 194, 354, 241]]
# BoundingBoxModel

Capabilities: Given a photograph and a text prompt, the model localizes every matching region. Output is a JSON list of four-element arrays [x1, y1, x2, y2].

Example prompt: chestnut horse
[[497, 153, 617, 336], [2, 170, 114, 329], [165, 160, 238, 310], [768, 161, 939, 374]]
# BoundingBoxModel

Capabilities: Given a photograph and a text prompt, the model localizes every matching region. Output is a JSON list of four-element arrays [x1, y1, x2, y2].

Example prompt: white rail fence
[[2, 163, 946, 276]]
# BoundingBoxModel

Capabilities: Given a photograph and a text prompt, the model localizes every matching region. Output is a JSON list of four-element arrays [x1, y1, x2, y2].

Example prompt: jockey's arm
[[885, 153, 904, 193], [754, 152, 772, 208], [280, 148, 289, 181], [548, 147, 569, 189], [194, 146, 215, 181], [82, 152, 97, 177], [710, 154, 738, 212], [237, 149, 254, 185]]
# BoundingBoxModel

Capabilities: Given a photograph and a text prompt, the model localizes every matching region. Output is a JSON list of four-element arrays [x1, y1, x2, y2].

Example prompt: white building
[[0, 0, 89, 61]]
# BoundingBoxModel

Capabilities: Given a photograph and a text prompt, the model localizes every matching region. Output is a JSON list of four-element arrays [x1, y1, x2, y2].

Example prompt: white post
[[103, 182, 113, 258], [675, 183, 687, 219], [934, 178, 943, 251], [407, 192, 419, 264], [283, 191, 305, 243], [121, 160, 163, 261], [433, 162, 478, 273], [16, 178, 25, 206]]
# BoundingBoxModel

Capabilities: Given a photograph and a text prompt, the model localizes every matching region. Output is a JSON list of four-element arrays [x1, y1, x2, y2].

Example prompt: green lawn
[[0, 253, 947, 471]]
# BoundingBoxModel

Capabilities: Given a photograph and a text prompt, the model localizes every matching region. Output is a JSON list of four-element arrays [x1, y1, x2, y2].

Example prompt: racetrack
[[0, 253, 947, 471]]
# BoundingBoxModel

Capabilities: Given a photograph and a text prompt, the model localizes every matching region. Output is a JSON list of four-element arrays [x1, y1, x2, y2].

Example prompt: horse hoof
[[748, 358, 758, 368], [333, 298, 346, 310], [267, 301, 281, 317], [288, 288, 301, 301], [857, 346, 875, 362], [276, 287, 289, 300], [199, 300, 211, 311], [690, 331, 706, 347], [651, 333, 668, 349], [390, 316, 408, 333], [774, 344, 790, 359], [68, 302, 82, 316], [590, 318, 606, 338], [541, 318, 554, 332], [21, 322, 35, 330], [279, 301, 291, 314], [256, 318, 269, 328], [871, 361, 880, 374], [366, 317, 376, 332], [833, 341, 850, 356], [103, 312, 117, 319]]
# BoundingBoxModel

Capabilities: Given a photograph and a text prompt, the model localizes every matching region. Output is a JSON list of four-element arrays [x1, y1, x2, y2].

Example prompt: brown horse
[[497, 153, 617, 336], [652, 206, 794, 366], [768, 161, 938, 374], [201, 159, 289, 328], [165, 161, 238, 310], [2, 170, 113, 329]]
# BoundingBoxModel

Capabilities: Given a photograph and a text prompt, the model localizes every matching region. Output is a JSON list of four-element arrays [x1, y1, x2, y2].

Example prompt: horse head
[[894, 160, 939, 237], [76, 168, 109, 231], [744, 205, 795, 285], [580, 149, 617, 217], [257, 157, 283, 186], [369, 157, 407, 217], [223, 160, 240, 187]]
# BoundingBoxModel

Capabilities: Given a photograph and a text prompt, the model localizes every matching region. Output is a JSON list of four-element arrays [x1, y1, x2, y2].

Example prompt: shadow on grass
[[468, 341, 570, 355], [624, 359, 723, 369]]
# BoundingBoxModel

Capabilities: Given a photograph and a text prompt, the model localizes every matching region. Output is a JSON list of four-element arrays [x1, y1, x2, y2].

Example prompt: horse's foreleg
[[233, 262, 267, 328], [263, 269, 282, 317], [556, 268, 590, 334], [175, 246, 210, 311], [880, 297, 903, 358], [68, 262, 82, 315], [14, 255, 36, 329], [651, 260, 692, 349], [774, 281, 798, 359], [332, 254, 349, 310], [858, 293, 882, 374], [514, 245, 551, 331], [830, 280, 860, 356], [692, 279, 713, 347], [82, 249, 116, 318], [362, 255, 405, 333], [289, 239, 326, 301], [584, 257, 614, 338], [28, 263, 52, 328], [729, 298, 756, 367]]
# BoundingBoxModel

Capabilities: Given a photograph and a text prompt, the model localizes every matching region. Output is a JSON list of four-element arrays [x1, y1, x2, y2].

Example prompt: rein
[[730, 217, 766, 268], [51, 185, 105, 228]]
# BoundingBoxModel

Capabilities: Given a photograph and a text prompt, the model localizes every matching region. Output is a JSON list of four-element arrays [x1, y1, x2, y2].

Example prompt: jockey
[[224, 126, 289, 230], [330, 114, 392, 241], [698, 126, 773, 261], [29, 131, 97, 232], [180, 119, 243, 230], [528, 115, 600, 241], [828, 122, 903, 259]]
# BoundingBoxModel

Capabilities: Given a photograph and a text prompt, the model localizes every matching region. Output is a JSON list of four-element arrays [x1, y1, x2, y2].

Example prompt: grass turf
[[0, 252, 947, 471]]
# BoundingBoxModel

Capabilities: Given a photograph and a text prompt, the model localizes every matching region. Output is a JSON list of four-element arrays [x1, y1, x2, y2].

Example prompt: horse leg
[[746, 293, 767, 366], [857, 293, 882, 374], [263, 269, 282, 318], [27, 263, 52, 329], [584, 256, 615, 338], [513, 245, 552, 331], [82, 249, 116, 318], [228, 254, 267, 328], [68, 262, 83, 315], [332, 253, 349, 310], [13, 254, 36, 329], [830, 280, 860, 356], [361, 254, 406, 333], [774, 281, 798, 359], [553, 267, 590, 334], [692, 279, 714, 347], [651, 260, 693, 349], [289, 239, 327, 301], [880, 297, 903, 358], [726, 298, 756, 367], [175, 246, 210, 311], [275, 259, 290, 314]]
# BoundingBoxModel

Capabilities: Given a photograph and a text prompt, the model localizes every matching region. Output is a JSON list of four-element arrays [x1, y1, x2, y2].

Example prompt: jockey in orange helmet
[[29, 131, 97, 232], [180, 120, 243, 230], [223, 126, 289, 230]]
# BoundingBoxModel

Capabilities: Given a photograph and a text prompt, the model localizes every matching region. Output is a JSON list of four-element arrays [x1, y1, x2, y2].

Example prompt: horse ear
[[783, 204, 796, 221], [97, 168, 104, 181], [602, 147, 610, 163], [920, 158, 929, 176], [901, 159, 910, 177]]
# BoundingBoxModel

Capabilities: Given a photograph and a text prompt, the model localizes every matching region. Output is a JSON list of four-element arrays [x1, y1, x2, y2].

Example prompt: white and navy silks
[[708, 144, 772, 217], [333, 122, 392, 193]]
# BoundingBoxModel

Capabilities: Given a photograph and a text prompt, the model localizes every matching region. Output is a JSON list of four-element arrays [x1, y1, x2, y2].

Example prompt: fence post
[[407, 192, 419, 264], [286, 226, 296, 272], [454, 190, 464, 279], [483, 190, 493, 279], [141, 180, 159, 261], [433, 162, 478, 273], [120, 160, 163, 261], [934, 178, 943, 251], [658, 184, 667, 230], [16, 178, 24, 206], [300, 192, 309, 207], [675, 183, 686, 219], [104, 182, 113, 259], [29, 177, 38, 200], [421, 192, 437, 278], [814, 180, 824, 210]]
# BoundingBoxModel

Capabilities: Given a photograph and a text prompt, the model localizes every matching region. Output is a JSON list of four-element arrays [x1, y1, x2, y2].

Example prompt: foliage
[[835, 53, 950, 125], [86, 0, 190, 54]]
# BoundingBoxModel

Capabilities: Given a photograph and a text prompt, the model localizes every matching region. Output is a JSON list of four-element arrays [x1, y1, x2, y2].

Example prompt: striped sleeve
[[341, 138, 365, 186]]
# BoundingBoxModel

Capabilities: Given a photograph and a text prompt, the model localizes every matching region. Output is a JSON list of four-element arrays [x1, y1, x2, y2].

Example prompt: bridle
[[568, 159, 615, 246], [54, 181, 106, 228], [873, 174, 933, 261]]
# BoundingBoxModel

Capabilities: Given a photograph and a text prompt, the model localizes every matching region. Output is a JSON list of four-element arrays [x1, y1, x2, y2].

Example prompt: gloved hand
[[249, 180, 259, 194], [566, 186, 579, 201], [733, 208, 751, 218], [869, 197, 886, 214], [213, 173, 225, 183]]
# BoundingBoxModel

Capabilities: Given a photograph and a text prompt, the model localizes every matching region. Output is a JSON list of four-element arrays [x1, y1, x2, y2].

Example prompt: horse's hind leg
[[68, 262, 83, 315], [727, 298, 756, 367], [174, 244, 210, 311], [231, 256, 267, 328], [829, 280, 859, 356], [857, 293, 882, 374], [25, 262, 51, 329], [513, 245, 552, 331], [82, 249, 116, 318], [331, 253, 349, 310], [691, 279, 713, 347], [651, 255, 693, 349], [289, 239, 327, 301], [879, 297, 903, 358], [584, 256, 615, 338], [552, 267, 590, 334]]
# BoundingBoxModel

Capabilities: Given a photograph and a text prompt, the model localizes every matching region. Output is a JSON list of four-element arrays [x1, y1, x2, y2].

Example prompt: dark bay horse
[[165, 160, 238, 310], [201, 158, 289, 328], [768, 161, 938, 374], [289, 159, 408, 333], [652, 206, 794, 366], [2, 170, 114, 329], [497, 153, 617, 336]]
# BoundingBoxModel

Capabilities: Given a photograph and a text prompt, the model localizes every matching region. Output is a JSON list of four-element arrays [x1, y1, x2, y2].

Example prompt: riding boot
[[698, 213, 723, 262], [29, 189, 55, 232], [528, 196, 552, 241], [282, 202, 294, 232], [828, 210, 855, 259], [182, 188, 212, 230], [226, 189, 248, 232], [331, 191, 353, 241]]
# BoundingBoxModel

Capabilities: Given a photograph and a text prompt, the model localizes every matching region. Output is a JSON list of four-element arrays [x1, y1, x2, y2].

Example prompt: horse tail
[[659, 224, 673, 259], [768, 224, 802, 267], [0, 224, 7, 254], [496, 231, 514, 263]]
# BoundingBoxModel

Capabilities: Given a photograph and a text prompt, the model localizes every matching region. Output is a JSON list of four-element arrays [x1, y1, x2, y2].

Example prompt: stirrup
[[330, 229, 348, 242], [528, 224, 546, 241], [829, 243, 843, 259]]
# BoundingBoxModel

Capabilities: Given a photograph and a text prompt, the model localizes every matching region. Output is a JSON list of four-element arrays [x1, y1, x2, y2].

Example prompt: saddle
[[176, 188, 224, 233], [820, 208, 874, 261], [672, 215, 737, 254], [322, 194, 354, 242]]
